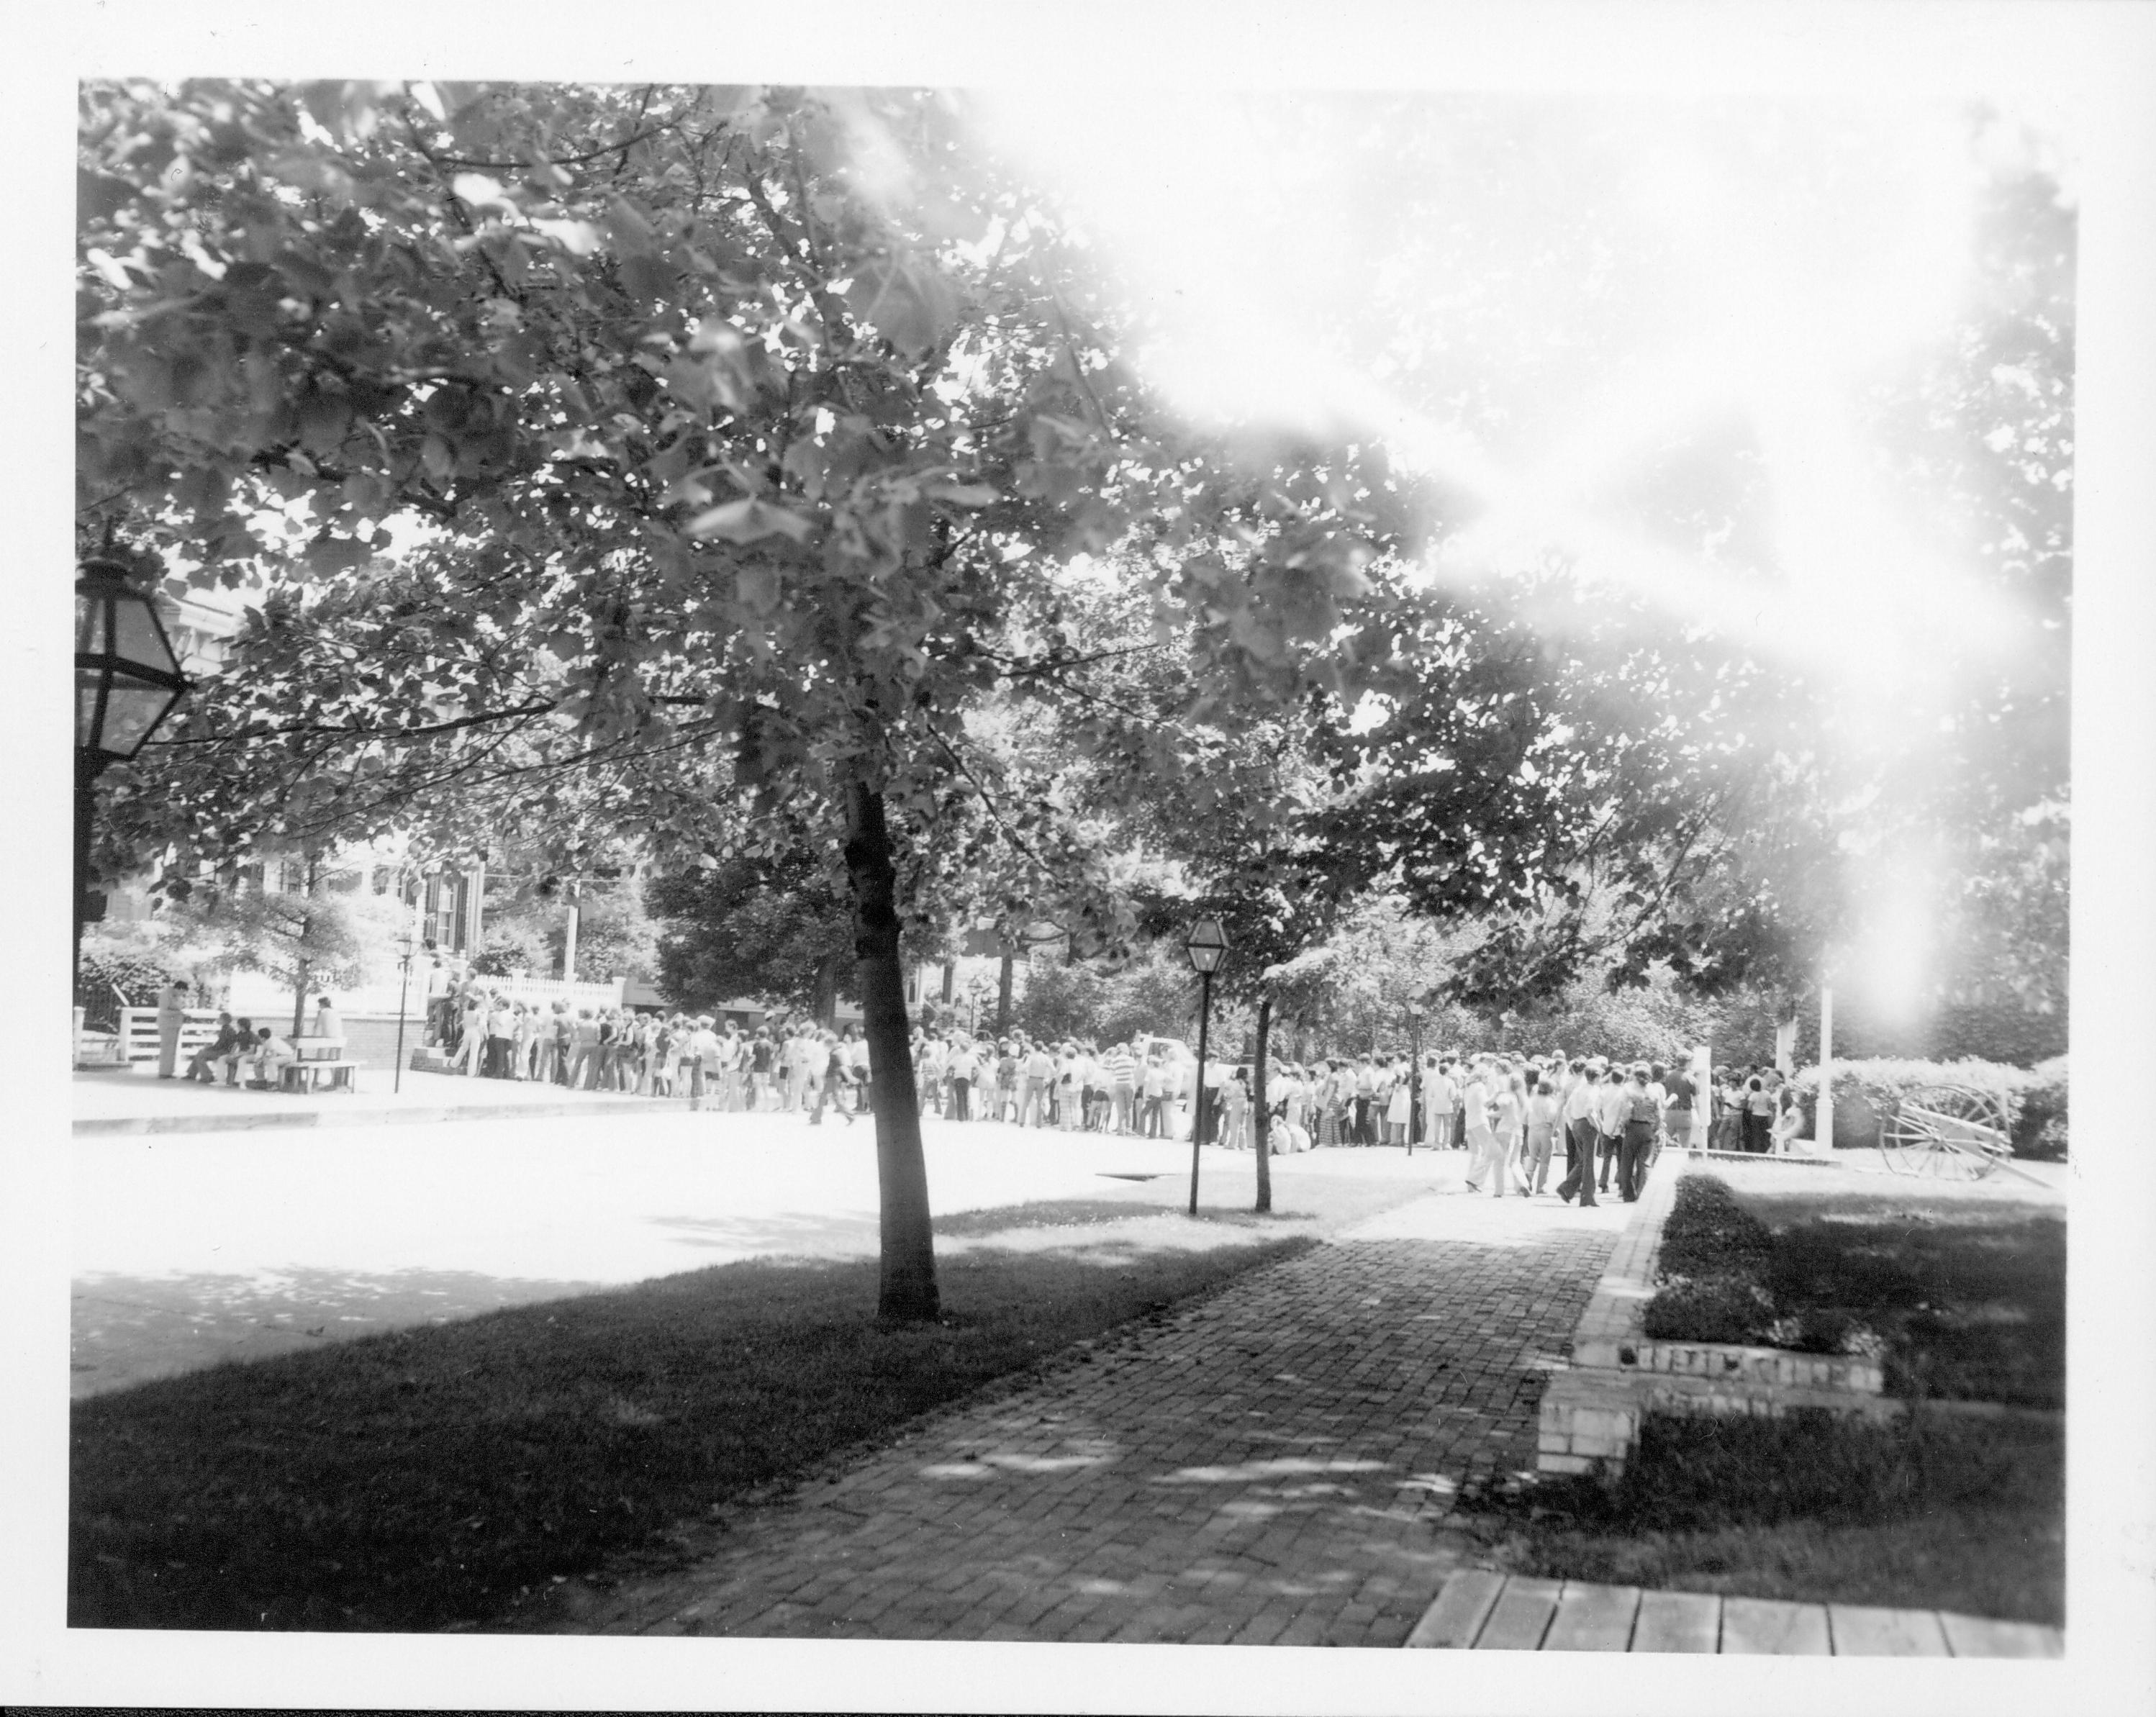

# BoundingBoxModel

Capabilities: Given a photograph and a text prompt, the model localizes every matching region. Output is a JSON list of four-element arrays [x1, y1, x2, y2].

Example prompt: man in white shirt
[[684, 1015, 721, 1110], [803, 1030, 835, 1124], [1593, 1064, 1631, 1195], [1426, 1058, 1456, 1153], [1022, 1042, 1056, 1128], [1462, 1059, 1500, 1193], [1556, 1064, 1600, 1205], [249, 1025, 298, 1089]]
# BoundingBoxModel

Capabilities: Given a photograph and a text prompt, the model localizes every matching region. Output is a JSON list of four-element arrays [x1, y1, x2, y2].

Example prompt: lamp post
[[1185, 915, 1228, 1216], [392, 929, 420, 1095], [1405, 989, 1429, 1156], [74, 556, 191, 1005]]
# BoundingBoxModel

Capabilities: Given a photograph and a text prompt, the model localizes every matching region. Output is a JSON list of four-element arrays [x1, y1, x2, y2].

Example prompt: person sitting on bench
[[248, 1026, 297, 1089], [185, 1012, 239, 1083], [215, 1018, 255, 1086]]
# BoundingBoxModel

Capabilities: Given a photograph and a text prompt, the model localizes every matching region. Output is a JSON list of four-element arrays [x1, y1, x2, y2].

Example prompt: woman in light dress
[[1383, 1059, 1413, 1146]]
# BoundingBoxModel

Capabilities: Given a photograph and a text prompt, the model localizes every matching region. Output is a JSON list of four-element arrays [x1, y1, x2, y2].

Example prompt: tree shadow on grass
[[69, 1212, 1313, 1634], [72, 1265, 612, 1400]]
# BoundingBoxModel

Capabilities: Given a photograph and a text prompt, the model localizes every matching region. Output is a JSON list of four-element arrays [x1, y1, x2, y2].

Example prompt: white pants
[[1466, 1128, 1503, 1192]]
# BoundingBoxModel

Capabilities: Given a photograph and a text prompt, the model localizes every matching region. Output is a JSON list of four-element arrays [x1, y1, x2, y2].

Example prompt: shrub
[[1641, 1276, 1773, 1344], [73, 951, 181, 1032], [2014, 1056, 2068, 1159], [1654, 1175, 1775, 1280], [1791, 1057, 2063, 1157]]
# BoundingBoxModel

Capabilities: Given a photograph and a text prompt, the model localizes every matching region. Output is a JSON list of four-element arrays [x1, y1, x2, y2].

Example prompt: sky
[[969, 90, 2073, 1015]]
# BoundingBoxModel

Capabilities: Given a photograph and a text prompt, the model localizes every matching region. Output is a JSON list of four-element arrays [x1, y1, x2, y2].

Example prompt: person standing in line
[[916, 1031, 946, 1118], [1138, 1048, 1169, 1138], [1556, 1065, 1600, 1205], [1618, 1064, 1658, 1200], [804, 1028, 835, 1124], [1446, 1060, 1469, 1150], [1656, 1060, 1695, 1161], [1593, 1063, 1629, 1193], [154, 978, 194, 1079], [1022, 1039, 1056, 1128], [1101, 1039, 1137, 1134], [747, 1028, 774, 1109], [943, 1037, 971, 1123], [459, 992, 488, 1077], [1524, 1078, 1561, 1195], [1494, 1061, 1529, 1194], [1220, 1066, 1251, 1151], [1421, 1054, 1451, 1153], [1461, 1058, 1498, 1193], [1741, 1074, 1775, 1154], [992, 1040, 1018, 1123], [1382, 1059, 1412, 1146]]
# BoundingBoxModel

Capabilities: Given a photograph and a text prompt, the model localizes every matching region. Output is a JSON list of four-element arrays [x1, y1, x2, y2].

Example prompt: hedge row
[[1641, 1176, 1849, 1352], [1791, 1056, 2067, 1160], [73, 952, 181, 1033]]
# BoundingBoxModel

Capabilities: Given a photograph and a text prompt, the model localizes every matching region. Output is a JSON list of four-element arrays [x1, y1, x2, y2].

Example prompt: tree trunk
[[812, 948, 843, 1027], [290, 948, 311, 1038], [1253, 989, 1273, 1214], [843, 781, 939, 1323], [994, 946, 1014, 1037]]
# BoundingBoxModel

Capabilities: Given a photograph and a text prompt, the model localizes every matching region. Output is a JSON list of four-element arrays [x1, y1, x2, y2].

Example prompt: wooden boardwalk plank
[[1474, 1576, 1564, 1651], [1405, 1571, 1506, 1649], [1720, 1596, 1831, 1655], [1543, 1582, 1641, 1652], [1937, 1612, 2065, 1659], [1631, 1588, 1721, 1654], [1829, 1604, 1949, 1657]]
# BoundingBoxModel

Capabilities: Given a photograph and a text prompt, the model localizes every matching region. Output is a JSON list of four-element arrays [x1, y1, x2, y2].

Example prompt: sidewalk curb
[[73, 1096, 680, 1136]]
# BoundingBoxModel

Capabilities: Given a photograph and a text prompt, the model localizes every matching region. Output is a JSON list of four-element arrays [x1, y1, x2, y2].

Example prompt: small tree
[[209, 853, 368, 1034]]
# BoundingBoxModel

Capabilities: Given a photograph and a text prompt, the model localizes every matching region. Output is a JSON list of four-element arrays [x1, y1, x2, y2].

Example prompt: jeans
[[1557, 1116, 1600, 1205], [1619, 1120, 1655, 1200]]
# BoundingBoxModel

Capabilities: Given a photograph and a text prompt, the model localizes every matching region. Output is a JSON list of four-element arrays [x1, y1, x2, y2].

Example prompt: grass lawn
[[1454, 1408, 2064, 1626], [1642, 1170, 2065, 1407], [1743, 1182, 2064, 1408], [71, 1168, 1416, 1634], [1458, 1166, 2067, 1625]]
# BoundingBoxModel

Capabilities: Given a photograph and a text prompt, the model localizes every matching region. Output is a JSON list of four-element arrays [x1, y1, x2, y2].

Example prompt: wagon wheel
[[1881, 1087, 2011, 1182]]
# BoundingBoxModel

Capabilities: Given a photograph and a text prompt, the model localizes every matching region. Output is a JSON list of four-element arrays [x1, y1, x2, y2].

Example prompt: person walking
[[154, 978, 194, 1079], [1618, 1064, 1658, 1200], [1557, 1065, 1601, 1206], [1220, 1066, 1251, 1151], [1524, 1077, 1561, 1195], [1462, 1059, 1500, 1194], [1659, 1059, 1695, 1159], [1741, 1075, 1775, 1154]]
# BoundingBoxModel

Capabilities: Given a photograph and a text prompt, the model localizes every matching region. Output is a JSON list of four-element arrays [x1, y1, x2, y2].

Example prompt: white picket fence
[[210, 970, 625, 1020], [112, 1007, 229, 1064]]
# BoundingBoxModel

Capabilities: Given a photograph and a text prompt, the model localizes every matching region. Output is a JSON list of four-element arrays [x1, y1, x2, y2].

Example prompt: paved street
[[70, 1107, 1450, 1396], [556, 1187, 1630, 1645]]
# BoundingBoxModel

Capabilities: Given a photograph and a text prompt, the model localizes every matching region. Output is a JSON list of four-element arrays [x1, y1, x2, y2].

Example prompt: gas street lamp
[[391, 928, 422, 1095], [1405, 988, 1431, 1156], [74, 556, 191, 998], [1184, 915, 1229, 1216]]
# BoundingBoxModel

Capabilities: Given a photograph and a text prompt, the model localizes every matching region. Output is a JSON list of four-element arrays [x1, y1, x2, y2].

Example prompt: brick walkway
[[560, 1188, 1630, 1646]]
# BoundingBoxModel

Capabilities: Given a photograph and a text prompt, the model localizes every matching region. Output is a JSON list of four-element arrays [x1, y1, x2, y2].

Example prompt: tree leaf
[[688, 499, 813, 544]]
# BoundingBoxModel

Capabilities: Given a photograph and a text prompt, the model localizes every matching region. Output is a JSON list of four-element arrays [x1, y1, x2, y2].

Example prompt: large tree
[[79, 81, 1408, 1319]]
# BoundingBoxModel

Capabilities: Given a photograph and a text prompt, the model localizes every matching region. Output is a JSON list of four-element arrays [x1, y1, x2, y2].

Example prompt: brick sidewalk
[[555, 1188, 1630, 1646]]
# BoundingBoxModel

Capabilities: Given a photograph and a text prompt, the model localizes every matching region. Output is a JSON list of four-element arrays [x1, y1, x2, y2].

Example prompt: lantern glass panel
[[76, 592, 109, 656], [112, 594, 179, 675], [76, 667, 107, 751], [1188, 944, 1225, 975], [99, 678, 182, 758]]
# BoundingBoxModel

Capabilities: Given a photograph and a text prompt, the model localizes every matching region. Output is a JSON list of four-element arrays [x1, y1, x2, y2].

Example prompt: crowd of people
[[417, 981, 1810, 1182]]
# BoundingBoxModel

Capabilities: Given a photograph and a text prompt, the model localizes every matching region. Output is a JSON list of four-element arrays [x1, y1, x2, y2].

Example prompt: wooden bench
[[278, 1054, 361, 1094]]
